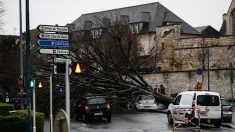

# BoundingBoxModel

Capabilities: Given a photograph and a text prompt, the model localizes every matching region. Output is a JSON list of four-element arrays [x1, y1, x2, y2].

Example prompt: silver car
[[135, 95, 157, 111], [221, 98, 233, 122]]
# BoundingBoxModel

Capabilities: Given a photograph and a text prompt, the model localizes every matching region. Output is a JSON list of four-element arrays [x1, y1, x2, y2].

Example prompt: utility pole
[[65, 59, 70, 132], [19, 0, 24, 110], [25, 0, 32, 132]]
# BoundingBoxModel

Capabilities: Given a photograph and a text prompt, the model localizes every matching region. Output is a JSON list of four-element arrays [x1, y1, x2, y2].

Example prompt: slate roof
[[70, 2, 200, 35], [195, 25, 210, 33], [195, 25, 221, 38]]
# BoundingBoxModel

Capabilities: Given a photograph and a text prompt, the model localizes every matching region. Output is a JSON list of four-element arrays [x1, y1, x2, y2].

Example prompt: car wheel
[[82, 114, 88, 122], [74, 113, 78, 121], [214, 120, 221, 128], [107, 115, 111, 122], [228, 118, 232, 123], [167, 112, 173, 125]]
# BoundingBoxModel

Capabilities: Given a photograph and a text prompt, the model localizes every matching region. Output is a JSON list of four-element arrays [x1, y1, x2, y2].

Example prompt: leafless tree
[[69, 14, 172, 106]]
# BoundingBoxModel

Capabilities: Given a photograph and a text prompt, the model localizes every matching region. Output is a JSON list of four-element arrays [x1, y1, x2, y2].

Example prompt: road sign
[[39, 49, 69, 55], [196, 68, 203, 75], [37, 40, 69, 47], [37, 25, 68, 33], [57, 86, 65, 94], [195, 82, 202, 91], [54, 58, 71, 63], [38, 33, 69, 40]]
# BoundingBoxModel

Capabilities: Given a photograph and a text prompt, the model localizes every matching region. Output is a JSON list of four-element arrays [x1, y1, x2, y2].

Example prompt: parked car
[[134, 95, 157, 111], [221, 98, 233, 122], [167, 91, 222, 128], [74, 96, 111, 122]]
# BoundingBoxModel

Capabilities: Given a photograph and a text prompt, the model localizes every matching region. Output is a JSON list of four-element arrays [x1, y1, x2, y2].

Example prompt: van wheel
[[167, 112, 173, 125], [107, 115, 111, 122], [82, 114, 88, 122], [214, 120, 221, 128]]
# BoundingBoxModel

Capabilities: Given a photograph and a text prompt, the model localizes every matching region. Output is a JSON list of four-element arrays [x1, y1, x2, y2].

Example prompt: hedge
[[0, 110, 45, 132], [0, 103, 14, 116]]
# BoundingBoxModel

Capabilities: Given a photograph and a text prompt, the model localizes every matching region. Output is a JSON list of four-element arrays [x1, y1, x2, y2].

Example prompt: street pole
[[25, 0, 32, 132], [19, 0, 24, 110], [50, 75, 53, 132], [207, 46, 210, 91], [65, 59, 70, 132], [33, 87, 36, 132], [230, 63, 234, 108]]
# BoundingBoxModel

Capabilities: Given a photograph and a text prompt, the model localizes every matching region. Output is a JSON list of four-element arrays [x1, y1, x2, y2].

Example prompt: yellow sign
[[195, 82, 202, 91]]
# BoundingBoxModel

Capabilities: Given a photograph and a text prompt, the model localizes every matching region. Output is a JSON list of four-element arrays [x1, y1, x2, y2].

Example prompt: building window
[[129, 23, 143, 33], [91, 29, 102, 38]]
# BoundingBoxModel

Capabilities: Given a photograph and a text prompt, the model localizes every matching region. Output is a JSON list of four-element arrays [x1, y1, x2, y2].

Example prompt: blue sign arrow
[[37, 40, 69, 47]]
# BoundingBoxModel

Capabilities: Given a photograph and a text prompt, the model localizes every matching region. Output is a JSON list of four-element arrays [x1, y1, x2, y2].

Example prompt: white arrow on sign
[[39, 49, 69, 55], [38, 33, 69, 40], [37, 25, 68, 33]]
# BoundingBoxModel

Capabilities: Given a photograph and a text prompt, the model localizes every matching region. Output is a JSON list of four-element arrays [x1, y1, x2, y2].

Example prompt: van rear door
[[196, 93, 221, 119]]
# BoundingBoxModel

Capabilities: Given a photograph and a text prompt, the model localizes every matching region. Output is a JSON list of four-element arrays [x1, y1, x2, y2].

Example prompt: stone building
[[69, 2, 235, 99]]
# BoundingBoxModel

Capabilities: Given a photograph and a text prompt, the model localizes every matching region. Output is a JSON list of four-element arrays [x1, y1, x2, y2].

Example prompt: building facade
[[69, 2, 235, 99]]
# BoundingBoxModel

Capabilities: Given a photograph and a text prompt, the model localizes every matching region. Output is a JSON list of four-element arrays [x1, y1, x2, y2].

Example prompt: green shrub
[[17, 110, 45, 132], [0, 116, 26, 132], [0, 110, 45, 132], [0, 103, 14, 116]]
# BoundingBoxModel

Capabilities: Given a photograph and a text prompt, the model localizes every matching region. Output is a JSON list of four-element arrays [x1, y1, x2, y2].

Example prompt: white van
[[167, 91, 221, 128]]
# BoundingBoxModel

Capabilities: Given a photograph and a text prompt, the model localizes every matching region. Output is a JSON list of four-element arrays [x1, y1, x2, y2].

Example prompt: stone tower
[[221, 0, 235, 35]]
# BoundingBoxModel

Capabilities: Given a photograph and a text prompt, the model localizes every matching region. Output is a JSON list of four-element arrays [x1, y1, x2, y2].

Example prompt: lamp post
[[25, 0, 32, 132]]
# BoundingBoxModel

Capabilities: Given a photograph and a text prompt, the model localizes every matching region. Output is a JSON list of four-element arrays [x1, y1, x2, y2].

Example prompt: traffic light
[[54, 63, 66, 74], [75, 63, 81, 73], [30, 80, 35, 89], [38, 82, 43, 88]]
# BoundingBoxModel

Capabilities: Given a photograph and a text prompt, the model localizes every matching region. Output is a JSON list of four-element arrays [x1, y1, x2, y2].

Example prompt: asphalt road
[[44, 111, 235, 132]]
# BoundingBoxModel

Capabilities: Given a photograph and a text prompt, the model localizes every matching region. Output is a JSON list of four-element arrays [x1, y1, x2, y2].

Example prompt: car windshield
[[140, 95, 154, 100], [222, 99, 231, 106], [87, 98, 106, 105], [197, 95, 219, 106]]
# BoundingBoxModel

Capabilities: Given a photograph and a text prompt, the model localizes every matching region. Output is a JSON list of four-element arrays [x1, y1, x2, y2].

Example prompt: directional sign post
[[38, 33, 69, 40], [39, 49, 69, 55], [37, 25, 69, 33], [37, 24, 71, 132], [37, 40, 69, 47]]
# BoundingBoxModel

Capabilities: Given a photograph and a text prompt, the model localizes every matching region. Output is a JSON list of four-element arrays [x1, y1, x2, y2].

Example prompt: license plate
[[94, 113, 103, 116]]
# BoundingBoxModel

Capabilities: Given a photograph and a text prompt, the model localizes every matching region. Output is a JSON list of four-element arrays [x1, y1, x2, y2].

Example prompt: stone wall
[[144, 70, 234, 99], [142, 25, 235, 99]]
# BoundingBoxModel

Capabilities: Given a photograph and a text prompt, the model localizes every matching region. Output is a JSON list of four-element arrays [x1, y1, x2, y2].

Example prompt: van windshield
[[197, 95, 219, 106]]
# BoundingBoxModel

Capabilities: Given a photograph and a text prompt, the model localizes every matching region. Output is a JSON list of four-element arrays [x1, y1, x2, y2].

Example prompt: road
[[44, 111, 235, 132]]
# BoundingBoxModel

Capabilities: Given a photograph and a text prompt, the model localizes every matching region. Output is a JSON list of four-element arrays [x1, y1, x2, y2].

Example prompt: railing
[[172, 107, 200, 131]]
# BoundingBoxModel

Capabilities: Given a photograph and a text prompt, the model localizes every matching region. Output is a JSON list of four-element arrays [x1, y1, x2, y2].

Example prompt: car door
[[171, 94, 182, 121]]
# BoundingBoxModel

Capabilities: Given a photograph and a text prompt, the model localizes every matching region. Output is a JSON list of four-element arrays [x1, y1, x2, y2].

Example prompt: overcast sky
[[0, 0, 232, 35]]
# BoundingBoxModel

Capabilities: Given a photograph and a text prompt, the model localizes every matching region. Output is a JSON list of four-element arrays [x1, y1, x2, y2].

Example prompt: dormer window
[[84, 20, 92, 30], [91, 29, 102, 38], [120, 15, 129, 24], [102, 17, 111, 27], [129, 23, 143, 33]]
